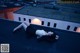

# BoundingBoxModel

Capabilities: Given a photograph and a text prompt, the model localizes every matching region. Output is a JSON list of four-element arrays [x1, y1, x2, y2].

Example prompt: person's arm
[[36, 31, 59, 40], [36, 30, 48, 39]]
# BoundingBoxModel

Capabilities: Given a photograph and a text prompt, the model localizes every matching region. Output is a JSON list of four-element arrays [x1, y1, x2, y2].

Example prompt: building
[[13, 2, 80, 32], [0, 7, 21, 20]]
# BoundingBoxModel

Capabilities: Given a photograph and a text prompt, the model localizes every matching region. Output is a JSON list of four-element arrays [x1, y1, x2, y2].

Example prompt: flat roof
[[0, 1, 26, 10], [14, 4, 80, 23], [0, 18, 80, 53]]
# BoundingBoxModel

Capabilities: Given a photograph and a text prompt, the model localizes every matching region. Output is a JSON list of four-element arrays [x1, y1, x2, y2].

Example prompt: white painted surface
[[13, 13, 80, 32]]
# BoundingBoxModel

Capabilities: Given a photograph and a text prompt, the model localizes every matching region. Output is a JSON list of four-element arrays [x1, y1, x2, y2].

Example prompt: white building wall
[[13, 13, 80, 32]]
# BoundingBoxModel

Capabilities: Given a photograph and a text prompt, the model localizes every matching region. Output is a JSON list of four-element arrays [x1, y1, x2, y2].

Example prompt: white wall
[[13, 13, 80, 32]]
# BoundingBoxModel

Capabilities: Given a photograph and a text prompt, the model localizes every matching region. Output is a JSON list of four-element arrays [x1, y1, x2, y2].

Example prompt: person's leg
[[23, 21, 30, 26], [13, 22, 29, 32], [22, 23, 28, 31], [13, 23, 23, 32]]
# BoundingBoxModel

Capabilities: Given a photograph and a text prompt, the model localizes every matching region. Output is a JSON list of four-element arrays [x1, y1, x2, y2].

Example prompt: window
[[29, 19, 31, 23], [19, 17, 21, 21], [67, 25, 70, 30], [74, 27, 77, 31], [42, 21, 44, 25], [53, 23, 57, 27], [47, 22, 50, 26], [24, 18, 26, 21]]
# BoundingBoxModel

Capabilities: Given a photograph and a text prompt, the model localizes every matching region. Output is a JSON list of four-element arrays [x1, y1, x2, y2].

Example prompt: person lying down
[[13, 21, 59, 41]]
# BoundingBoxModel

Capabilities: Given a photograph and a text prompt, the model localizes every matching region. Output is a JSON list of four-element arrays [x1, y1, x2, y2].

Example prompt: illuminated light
[[31, 18, 41, 25], [76, 27, 80, 33]]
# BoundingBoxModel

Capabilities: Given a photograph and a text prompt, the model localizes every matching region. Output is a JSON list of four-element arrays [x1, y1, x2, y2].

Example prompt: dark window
[[74, 27, 77, 31], [24, 18, 26, 21], [42, 21, 44, 25], [19, 17, 21, 21], [67, 25, 70, 30], [47, 22, 50, 26], [29, 19, 31, 23], [53, 23, 57, 27]]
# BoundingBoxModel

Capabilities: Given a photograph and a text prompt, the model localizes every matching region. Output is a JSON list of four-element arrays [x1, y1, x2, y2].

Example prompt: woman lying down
[[13, 22, 59, 42]]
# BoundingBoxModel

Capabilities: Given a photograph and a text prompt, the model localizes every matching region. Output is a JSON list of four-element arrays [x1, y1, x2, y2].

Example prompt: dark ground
[[0, 19, 80, 53]]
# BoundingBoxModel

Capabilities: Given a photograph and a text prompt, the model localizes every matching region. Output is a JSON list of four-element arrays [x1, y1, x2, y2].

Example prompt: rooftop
[[0, 18, 80, 53], [14, 4, 80, 23], [0, 1, 26, 10]]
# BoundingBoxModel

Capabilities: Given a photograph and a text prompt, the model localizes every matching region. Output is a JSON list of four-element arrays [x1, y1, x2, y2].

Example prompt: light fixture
[[31, 18, 41, 25], [76, 27, 80, 33]]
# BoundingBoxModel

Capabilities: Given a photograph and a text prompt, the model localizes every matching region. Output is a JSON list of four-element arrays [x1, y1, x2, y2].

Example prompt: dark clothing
[[25, 25, 57, 42], [26, 25, 36, 37], [37, 33, 57, 42]]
